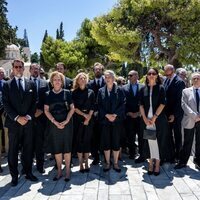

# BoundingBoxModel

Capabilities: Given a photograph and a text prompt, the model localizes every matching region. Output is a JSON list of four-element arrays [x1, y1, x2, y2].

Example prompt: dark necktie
[[97, 80, 101, 88], [196, 89, 199, 113], [165, 78, 170, 89], [34, 78, 38, 92], [0, 80, 2, 92], [18, 78, 24, 100]]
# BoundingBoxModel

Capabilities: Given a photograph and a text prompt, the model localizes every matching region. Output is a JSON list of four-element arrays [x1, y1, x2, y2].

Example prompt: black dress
[[72, 88, 95, 153], [44, 89, 73, 154], [139, 84, 174, 162]]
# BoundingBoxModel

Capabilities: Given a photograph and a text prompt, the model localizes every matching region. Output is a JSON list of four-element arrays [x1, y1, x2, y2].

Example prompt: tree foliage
[[91, 0, 200, 67], [56, 22, 64, 40], [31, 52, 39, 63], [0, 0, 18, 59], [76, 18, 109, 67], [41, 36, 87, 74]]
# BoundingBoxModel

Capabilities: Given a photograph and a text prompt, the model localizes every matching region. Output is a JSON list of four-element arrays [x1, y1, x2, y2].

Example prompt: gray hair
[[104, 70, 116, 79], [0, 67, 6, 74], [164, 64, 174, 71]]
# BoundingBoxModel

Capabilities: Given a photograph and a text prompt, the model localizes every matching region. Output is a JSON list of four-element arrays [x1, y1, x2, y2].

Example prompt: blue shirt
[[131, 83, 138, 96]]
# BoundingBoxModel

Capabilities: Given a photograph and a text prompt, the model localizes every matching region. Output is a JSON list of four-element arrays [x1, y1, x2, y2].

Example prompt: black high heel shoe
[[113, 164, 121, 173]]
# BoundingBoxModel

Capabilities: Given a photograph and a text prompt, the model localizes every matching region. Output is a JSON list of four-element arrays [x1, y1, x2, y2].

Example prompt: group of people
[[0, 60, 199, 187]]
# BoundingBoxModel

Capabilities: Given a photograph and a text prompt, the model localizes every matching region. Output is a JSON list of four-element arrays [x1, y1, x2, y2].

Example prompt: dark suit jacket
[[2, 77, 37, 127], [164, 75, 185, 118], [36, 79, 49, 111], [122, 83, 144, 114], [88, 78, 105, 99], [97, 84, 126, 124], [88, 77, 105, 111]]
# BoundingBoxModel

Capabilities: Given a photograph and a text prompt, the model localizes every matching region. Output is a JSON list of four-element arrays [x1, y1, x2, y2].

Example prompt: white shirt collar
[[95, 77, 103, 84]]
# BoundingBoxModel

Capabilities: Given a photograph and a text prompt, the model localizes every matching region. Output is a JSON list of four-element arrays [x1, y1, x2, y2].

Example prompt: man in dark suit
[[29, 63, 49, 173], [122, 70, 144, 162], [88, 62, 105, 165], [2, 59, 38, 186], [164, 64, 185, 162], [55, 62, 73, 90], [175, 73, 200, 169]]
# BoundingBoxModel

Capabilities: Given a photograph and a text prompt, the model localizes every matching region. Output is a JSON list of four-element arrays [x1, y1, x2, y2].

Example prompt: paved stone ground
[[0, 153, 200, 200]]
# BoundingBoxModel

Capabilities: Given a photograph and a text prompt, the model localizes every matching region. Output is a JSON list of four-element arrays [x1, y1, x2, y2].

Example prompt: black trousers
[[8, 121, 33, 178], [33, 115, 46, 169], [125, 116, 142, 156], [169, 116, 183, 160], [180, 122, 200, 164]]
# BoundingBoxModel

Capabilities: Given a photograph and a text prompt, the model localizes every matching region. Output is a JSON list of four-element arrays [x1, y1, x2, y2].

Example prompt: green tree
[[59, 22, 64, 40], [23, 29, 29, 47], [56, 22, 64, 40], [31, 52, 39, 63], [76, 18, 109, 68], [91, 0, 200, 68], [41, 36, 86, 75], [0, 0, 18, 59], [40, 30, 49, 69]]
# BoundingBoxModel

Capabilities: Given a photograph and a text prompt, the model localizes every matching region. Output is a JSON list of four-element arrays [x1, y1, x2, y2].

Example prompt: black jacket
[[2, 77, 37, 127], [97, 84, 126, 124]]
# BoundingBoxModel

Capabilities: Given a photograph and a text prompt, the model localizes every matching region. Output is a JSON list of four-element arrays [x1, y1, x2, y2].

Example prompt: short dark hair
[[12, 59, 24, 68]]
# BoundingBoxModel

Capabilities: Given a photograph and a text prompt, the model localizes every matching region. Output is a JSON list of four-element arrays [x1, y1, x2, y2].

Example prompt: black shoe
[[84, 168, 90, 173], [135, 157, 145, 164], [154, 171, 160, 176], [174, 163, 186, 169], [53, 175, 62, 181], [64, 177, 70, 182], [91, 159, 99, 165], [79, 169, 85, 173], [37, 167, 45, 174], [25, 173, 38, 182], [113, 165, 121, 173], [0, 166, 3, 173], [11, 177, 18, 187], [147, 170, 154, 175], [103, 163, 111, 172]]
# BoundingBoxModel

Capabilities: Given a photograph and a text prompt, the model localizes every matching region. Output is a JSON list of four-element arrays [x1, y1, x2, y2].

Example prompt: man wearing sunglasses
[[164, 64, 185, 163], [175, 73, 200, 169], [122, 70, 145, 162], [2, 59, 38, 186]]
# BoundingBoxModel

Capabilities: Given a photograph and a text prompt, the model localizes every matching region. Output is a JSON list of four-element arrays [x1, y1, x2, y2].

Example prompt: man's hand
[[35, 109, 43, 118], [168, 115, 175, 123], [17, 116, 28, 126]]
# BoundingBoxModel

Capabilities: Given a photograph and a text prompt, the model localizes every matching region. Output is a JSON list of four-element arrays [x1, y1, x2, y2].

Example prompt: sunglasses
[[192, 77, 200, 80], [147, 72, 157, 76], [14, 65, 23, 69]]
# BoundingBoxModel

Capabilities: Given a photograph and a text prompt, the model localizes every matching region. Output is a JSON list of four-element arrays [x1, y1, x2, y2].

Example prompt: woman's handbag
[[143, 129, 156, 140]]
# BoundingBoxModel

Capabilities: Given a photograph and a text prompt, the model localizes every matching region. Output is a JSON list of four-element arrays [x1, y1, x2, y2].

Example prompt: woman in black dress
[[98, 70, 126, 173], [72, 72, 95, 172], [44, 71, 74, 181], [139, 68, 173, 176]]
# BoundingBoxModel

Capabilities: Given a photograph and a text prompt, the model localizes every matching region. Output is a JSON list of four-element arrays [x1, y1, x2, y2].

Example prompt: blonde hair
[[72, 72, 89, 91], [104, 70, 116, 79], [49, 71, 65, 88]]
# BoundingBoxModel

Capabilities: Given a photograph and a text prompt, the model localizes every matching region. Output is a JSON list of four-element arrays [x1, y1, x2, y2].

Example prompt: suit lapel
[[11, 78, 21, 100]]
